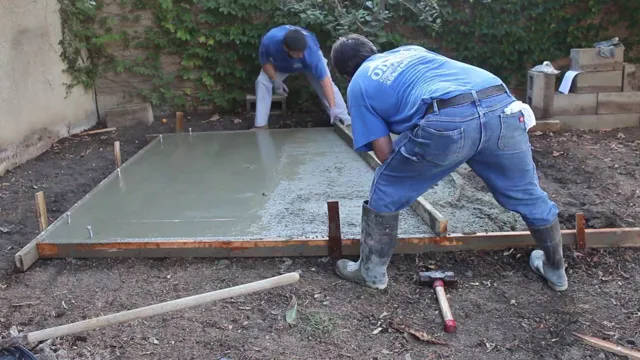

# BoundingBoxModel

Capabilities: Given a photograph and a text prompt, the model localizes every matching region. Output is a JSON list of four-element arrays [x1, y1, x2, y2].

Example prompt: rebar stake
[[87, 226, 93, 239]]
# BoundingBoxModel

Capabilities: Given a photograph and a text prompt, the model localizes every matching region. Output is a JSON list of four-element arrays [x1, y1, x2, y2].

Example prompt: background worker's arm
[[319, 76, 336, 109], [259, 40, 287, 94]]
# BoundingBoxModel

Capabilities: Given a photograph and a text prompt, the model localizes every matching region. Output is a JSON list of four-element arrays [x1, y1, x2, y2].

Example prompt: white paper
[[558, 70, 581, 94]]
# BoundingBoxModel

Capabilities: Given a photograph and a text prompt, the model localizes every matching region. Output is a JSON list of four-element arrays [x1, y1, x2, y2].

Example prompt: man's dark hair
[[330, 34, 378, 78], [283, 29, 308, 52]]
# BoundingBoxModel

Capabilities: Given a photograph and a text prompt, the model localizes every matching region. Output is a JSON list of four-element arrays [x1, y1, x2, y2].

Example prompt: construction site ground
[[0, 112, 639, 359]]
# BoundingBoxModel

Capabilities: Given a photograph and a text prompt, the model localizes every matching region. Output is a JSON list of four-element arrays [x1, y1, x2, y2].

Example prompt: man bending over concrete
[[330, 34, 567, 292], [254, 25, 351, 128]]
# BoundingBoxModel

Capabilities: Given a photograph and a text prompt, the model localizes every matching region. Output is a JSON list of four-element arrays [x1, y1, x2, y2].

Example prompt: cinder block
[[526, 71, 556, 119], [555, 114, 640, 130], [622, 64, 640, 92], [552, 93, 597, 116], [246, 94, 287, 114], [105, 103, 154, 128], [597, 92, 640, 114], [570, 48, 624, 72], [570, 71, 622, 94]]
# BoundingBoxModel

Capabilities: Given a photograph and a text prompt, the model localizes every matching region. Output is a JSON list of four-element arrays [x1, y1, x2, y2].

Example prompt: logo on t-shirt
[[366, 48, 418, 85]]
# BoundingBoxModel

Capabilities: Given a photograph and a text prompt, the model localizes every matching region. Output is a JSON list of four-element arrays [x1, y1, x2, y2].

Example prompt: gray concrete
[[0, 0, 98, 176], [40, 129, 433, 244]]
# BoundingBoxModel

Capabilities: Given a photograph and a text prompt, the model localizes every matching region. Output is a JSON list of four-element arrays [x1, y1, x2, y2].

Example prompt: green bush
[[58, 0, 640, 113]]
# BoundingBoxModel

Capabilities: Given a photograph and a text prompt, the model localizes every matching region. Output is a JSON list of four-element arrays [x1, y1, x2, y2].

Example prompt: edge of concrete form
[[332, 123, 448, 235], [15, 128, 640, 272]]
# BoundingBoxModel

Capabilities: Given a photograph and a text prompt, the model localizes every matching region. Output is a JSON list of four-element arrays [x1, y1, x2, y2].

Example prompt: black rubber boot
[[335, 201, 399, 289], [529, 218, 568, 291]]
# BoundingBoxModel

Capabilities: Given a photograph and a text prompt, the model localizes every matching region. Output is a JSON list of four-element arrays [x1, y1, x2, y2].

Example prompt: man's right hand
[[272, 79, 288, 95]]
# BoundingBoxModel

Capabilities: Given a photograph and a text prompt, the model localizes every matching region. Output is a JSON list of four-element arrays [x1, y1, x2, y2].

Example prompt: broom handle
[[26, 272, 299, 343]]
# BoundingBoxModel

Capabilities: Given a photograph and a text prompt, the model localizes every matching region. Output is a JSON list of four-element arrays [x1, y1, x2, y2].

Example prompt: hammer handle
[[433, 280, 457, 333]]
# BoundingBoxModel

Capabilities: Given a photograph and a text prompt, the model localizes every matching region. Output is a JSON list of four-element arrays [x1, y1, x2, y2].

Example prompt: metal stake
[[87, 226, 93, 239], [117, 168, 121, 177], [160, 135, 163, 144], [189, 128, 192, 136], [66, 213, 71, 224]]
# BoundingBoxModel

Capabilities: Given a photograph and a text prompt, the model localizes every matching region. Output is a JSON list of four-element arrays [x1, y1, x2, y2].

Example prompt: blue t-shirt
[[347, 45, 505, 152], [258, 25, 328, 80]]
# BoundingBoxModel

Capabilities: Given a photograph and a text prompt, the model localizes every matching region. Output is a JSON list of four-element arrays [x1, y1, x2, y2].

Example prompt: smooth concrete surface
[[0, 0, 98, 175], [40, 129, 433, 244]]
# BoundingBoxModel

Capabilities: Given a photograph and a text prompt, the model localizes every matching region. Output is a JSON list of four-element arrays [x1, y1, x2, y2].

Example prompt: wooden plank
[[571, 71, 623, 94], [570, 48, 624, 72], [529, 120, 560, 132], [623, 63, 640, 92], [597, 92, 640, 114], [113, 141, 121, 168], [35, 191, 48, 232], [175, 112, 184, 133], [333, 123, 448, 235], [554, 114, 640, 130], [573, 333, 640, 359], [33, 227, 640, 261], [576, 213, 586, 250], [327, 201, 343, 259], [526, 71, 556, 119], [14, 239, 40, 272], [552, 93, 597, 116]]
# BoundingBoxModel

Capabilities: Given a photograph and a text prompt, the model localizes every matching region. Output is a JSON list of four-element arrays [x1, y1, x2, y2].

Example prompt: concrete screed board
[[39, 128, 435, 245]]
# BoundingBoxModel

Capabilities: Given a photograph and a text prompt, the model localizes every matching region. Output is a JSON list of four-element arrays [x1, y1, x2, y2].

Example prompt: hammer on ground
[[418, 270, 458, 333]]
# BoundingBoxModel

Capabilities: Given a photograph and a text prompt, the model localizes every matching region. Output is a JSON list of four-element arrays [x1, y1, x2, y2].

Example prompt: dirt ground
[[0, 111, 639, 360]]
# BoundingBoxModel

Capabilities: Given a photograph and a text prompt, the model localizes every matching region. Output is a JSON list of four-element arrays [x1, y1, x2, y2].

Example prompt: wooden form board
[[333, 123, 448, 235], [27, 227, 640, 267], [570, 71, 623, 94], [623, 64, 640, 92], [570, 48, 624, 72]]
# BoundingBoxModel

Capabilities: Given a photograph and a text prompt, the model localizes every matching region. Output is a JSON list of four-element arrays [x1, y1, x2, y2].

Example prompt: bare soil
[[0, 112, 639, 360]]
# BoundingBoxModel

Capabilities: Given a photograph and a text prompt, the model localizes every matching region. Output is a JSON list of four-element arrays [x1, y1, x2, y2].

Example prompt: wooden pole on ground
[[113, 141, 121, 168], [573, 333, 640, 359], [176, 112, 184, 133], [35, 192, 48, 232], [0, 273, 300, 348]]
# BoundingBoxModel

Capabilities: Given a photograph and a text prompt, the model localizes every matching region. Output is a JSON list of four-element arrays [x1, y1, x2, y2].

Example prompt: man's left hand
[[329, 107, 340, 124]]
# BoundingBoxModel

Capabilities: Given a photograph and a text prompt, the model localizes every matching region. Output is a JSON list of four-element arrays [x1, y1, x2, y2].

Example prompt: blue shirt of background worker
[[258, 25, 327, 80], [252, 25, 351, 129], [346, 45, 503, 152]]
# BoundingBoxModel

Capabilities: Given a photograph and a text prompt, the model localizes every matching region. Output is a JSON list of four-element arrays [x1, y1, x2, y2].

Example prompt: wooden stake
[[573, 332, 640, 359], [114, 141, 121, 168], [576, 213, 586, 250], [327, 201, 343, 259], [35, 191, 48, 232], [176, 112, 184, 133]]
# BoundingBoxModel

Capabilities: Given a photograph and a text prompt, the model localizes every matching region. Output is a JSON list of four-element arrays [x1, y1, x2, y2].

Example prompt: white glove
[[272, 79, 288, 95]]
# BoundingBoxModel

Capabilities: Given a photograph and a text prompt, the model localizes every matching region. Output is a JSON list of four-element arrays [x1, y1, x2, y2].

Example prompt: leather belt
[[425, 84, 507, 115]]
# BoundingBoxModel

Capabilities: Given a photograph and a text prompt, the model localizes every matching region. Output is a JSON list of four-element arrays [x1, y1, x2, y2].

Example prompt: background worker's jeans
[[254, 51, 351, 127], [368, 92, 559, 229]]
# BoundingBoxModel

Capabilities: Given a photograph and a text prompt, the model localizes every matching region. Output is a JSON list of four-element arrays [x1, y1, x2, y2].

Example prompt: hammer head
[[418, 271, 457, 286]]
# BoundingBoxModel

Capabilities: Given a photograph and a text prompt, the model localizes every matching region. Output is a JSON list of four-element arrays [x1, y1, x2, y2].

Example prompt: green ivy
[[58, 0, 640, 112]]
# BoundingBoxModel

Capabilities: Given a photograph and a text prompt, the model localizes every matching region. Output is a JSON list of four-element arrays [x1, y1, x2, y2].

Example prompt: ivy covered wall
[[58, 0, 640, 114]]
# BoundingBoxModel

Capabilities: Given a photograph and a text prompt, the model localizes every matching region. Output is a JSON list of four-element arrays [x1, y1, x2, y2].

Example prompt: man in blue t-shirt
[[329, 34, 567, 293], [253, 25, 351, 128]]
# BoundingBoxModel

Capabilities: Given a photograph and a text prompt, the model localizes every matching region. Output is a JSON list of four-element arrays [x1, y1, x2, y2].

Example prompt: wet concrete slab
[[41, 128, 433, 244]]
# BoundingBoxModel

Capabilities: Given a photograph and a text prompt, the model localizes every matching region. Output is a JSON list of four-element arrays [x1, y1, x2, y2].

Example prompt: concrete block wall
[[0, 0, 98, 176]]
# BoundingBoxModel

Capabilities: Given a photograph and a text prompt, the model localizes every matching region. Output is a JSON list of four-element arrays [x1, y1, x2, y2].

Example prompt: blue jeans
[[368, 90, 559, 229]]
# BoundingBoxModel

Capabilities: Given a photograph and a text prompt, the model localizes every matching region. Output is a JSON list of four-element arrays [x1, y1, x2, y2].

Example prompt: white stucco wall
[[0, 0, 98, 175]]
